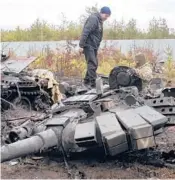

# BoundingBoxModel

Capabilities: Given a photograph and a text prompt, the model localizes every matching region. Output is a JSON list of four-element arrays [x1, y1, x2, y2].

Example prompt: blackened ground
[[1, 126, 175, 179]]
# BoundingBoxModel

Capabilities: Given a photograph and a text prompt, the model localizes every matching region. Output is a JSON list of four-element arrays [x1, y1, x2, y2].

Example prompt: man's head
[[134, 53, 146, 68], [100, 6, 111, 21]]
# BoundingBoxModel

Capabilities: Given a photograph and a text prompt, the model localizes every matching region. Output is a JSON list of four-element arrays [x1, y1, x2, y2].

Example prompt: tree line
[[1, 5, 175, 42]]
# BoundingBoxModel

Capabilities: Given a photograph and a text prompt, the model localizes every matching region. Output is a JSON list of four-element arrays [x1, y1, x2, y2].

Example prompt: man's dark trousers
[[83, 47, 98, 87]]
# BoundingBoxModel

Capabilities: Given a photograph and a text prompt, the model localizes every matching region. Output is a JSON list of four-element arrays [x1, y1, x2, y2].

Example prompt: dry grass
[[28, 46, 175, 81]]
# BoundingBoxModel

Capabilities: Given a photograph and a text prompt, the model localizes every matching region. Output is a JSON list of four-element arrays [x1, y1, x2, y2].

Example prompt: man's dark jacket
[[79, 13, 103, 49]]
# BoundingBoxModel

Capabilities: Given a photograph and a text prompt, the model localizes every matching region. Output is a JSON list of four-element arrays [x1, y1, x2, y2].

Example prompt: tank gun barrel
[[1, 127, 63, 163]]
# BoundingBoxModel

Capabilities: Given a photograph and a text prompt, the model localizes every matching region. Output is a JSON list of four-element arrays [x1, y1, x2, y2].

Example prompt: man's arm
[[79, 15, 98, 48]]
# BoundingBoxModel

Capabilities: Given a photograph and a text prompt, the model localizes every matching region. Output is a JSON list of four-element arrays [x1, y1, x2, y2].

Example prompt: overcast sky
[[0, 0, 174, 30]]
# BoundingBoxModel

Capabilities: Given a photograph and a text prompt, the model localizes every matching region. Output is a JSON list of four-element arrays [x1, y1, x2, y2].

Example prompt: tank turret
[[1, 84, 168, 163]]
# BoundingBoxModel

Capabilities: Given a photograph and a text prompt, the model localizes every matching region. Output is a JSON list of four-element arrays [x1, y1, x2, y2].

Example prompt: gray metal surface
[[166, 116, 175, 125], [101, 100, 116, 111], [96, 112, 124, 136], [145, 97, 175, 107], [134, 105, 168, 129], [63, 94, 97, 103], [85, 85, 110, 95], [96, 77, 104, 95], [131, 136, 155, 150], [74, 121, 97, 147], [155, 106, 175, 115], [46, 116, 70, 127], [9, 120, 34, 142], [59, 109, 87, 120], [114, 109, 153, 140], [109, 105, 129, 113], [1, 56, 38, 73], [96, 112, 128, 155], [104, 131, 128, 148], [108, 142, 128, 156], [1, 128, 62, 163], [154, 128, 164, 135]]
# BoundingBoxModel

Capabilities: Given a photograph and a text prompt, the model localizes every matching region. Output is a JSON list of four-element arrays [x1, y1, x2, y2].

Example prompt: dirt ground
[[1, 126, 175, 179]]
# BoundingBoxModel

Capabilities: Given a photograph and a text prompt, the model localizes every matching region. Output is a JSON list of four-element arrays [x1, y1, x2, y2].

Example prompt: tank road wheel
[[109, 66, 132, 89], [12, 96, 32, 111], [109, 66, 143, 91]]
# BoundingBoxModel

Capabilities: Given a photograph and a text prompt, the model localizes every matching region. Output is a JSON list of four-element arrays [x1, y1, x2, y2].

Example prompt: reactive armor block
[[96, 112, 128, 156], [74, 121, 98, 147], [113, 109, 155, 150], [134, 105, 168, 130]]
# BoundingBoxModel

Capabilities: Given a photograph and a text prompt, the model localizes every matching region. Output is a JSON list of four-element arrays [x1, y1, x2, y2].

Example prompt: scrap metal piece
[[113, 109, 155, 150], [134, 105, 168, 130], [96, 112, 128, 156], [74, 121, 97, 147]]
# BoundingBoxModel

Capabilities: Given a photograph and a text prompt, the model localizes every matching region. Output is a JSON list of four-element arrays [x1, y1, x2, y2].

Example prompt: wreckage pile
[[144, 78, 175, 125], [1, 62, 175, 165], [1, 56, 54, 112]]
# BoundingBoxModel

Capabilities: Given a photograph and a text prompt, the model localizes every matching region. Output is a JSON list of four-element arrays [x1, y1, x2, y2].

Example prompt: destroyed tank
[[1, 66, 169, 163], [1, 55, 53, 111]]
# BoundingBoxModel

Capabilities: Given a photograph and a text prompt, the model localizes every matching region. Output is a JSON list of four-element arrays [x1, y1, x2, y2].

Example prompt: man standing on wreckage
[[79, 7, 111, 88]]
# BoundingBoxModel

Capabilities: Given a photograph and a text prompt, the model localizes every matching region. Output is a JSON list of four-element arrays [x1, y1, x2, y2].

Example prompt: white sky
[[0, 0, 174, 30]]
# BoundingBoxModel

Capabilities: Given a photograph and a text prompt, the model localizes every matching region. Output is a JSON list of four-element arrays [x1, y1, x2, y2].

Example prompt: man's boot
[[90, 80, 96, 89], [83, 80, 91, 89]]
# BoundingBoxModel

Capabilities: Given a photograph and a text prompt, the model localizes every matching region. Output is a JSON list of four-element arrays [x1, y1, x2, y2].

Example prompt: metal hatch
[[1, 56, 38, 73]]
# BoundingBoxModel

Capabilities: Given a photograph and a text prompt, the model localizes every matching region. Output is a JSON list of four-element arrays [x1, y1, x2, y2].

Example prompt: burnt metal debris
[[1, 64, 175, 164], [144, 78, 175, 125], [1, 55, 54, 113]]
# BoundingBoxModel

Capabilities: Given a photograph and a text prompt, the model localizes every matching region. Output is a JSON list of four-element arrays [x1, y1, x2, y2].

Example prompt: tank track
[[1, 88, 53, 112]]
